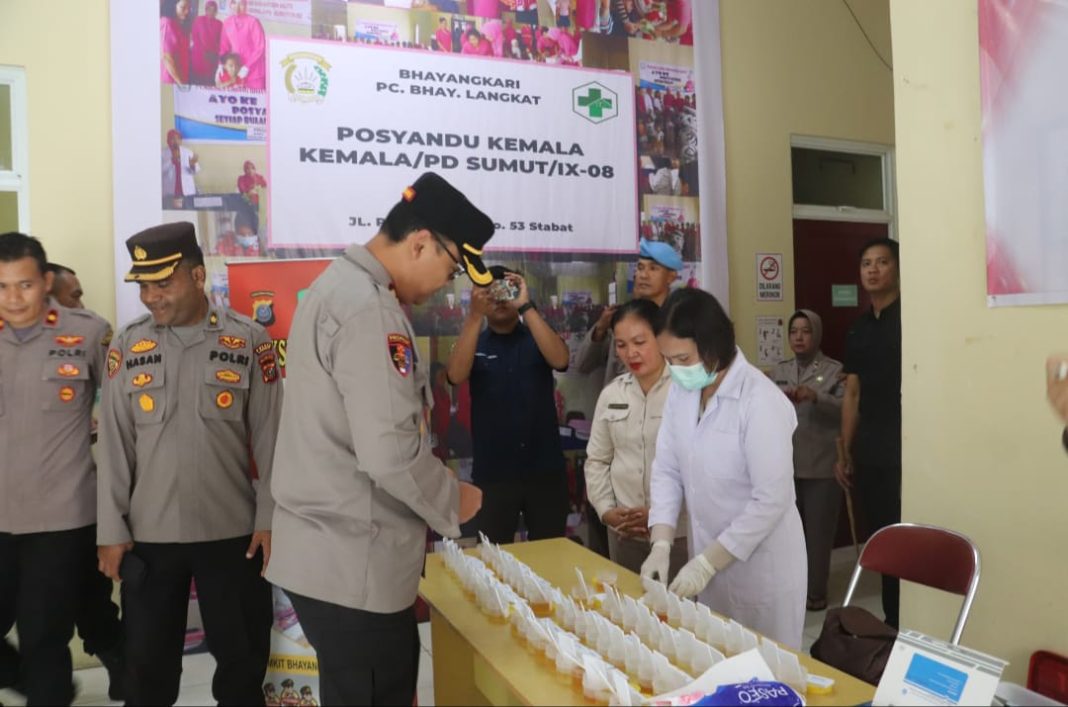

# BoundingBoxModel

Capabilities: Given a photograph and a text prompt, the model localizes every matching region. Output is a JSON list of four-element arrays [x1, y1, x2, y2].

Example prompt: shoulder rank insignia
[[44, 309, 59, 326], [387, 333, 413, 377], [130, 339, 158, 354], [55, 335, 85, 347], [209, 312, 219, 327], [218, 335, 247, 350], [107, 349, 122, 379]]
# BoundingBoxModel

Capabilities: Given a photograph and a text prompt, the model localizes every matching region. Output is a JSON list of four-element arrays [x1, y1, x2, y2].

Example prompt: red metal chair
[[842, 522, 981, 645], [1029, 650, 1068, 703]]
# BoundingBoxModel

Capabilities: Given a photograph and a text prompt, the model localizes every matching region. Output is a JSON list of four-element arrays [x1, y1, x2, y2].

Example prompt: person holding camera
[[447, 266, 571, 544]]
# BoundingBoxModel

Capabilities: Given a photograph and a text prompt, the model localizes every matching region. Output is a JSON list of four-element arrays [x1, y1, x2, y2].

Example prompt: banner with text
[[219, 0, 311, 26], [174, 86, 268, 142], [267, 38, 637, 253]]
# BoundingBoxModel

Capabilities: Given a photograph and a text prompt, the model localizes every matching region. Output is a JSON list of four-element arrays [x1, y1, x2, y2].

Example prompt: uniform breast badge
[[216, 390, 234, 409], [139, 393, 155, 413], [216, 369, 242, 384]]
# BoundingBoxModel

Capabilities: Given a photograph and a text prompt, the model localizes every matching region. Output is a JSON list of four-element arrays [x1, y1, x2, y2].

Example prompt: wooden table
[[419, 538, 874, 706]]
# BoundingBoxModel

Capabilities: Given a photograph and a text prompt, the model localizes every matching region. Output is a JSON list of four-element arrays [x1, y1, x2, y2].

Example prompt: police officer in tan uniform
[[41, 260, 127, 701], [770, 309, 844, 611], [0, 232, 112, 705], [96, 222, 282, 705], [268, 172, 488, 706], [46, 263, 84, 310]]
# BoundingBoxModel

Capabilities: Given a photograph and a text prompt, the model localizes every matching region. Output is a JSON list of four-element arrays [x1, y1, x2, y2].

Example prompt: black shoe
[[96, 645, 125, 702]]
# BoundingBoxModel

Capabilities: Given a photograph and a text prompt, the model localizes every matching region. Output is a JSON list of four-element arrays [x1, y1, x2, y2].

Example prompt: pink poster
[[980, 0, 1068, 305]]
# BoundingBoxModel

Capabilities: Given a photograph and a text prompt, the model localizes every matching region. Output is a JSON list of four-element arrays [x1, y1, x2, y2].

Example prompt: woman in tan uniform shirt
[[770, 309, 844, 610], [584, 299, 688, 576]]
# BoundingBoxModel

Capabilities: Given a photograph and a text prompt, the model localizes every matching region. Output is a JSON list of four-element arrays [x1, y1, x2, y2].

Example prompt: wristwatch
[[517, 301, 537, 316]]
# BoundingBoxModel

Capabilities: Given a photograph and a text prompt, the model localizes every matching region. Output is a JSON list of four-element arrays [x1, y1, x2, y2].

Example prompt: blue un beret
[[639, 237, 682, 271]]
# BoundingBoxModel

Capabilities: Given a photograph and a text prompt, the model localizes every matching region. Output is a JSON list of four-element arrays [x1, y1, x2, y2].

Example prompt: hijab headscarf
[[789, 308, 822, 366]]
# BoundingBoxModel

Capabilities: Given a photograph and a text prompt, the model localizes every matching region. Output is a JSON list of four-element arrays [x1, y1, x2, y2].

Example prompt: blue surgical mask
[[668, 361, 719, 391]]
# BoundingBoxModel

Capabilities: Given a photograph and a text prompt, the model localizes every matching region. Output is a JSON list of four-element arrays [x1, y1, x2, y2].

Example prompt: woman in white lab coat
[[641, 288, 807, 649]]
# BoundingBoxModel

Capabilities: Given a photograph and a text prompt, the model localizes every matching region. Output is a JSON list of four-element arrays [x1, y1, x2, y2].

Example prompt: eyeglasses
[[432, 232, 466, 281]]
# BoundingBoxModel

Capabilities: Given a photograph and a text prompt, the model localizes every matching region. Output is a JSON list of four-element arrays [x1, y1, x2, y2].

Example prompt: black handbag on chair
[[810, 605, 898, 686]]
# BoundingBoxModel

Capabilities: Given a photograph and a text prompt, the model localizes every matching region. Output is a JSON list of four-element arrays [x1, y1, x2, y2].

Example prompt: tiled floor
[[0, 627, 437, 707], [0, 547, 878, 706]]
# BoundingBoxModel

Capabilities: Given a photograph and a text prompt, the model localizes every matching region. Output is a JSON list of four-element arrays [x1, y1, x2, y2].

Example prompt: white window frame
[[0, 65, 30, 232], [790, 134, 896, 239]]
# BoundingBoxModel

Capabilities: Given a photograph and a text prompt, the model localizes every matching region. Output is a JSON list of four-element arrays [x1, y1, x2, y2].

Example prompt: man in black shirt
[[837, 237, 902, 628], [447, 266, 571, 543]]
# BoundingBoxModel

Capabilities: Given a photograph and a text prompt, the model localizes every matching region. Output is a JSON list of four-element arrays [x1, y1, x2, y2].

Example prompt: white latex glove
[[640, 540, 671, 584], [668, 554, 715, 598], [238, 65, 250, 79]]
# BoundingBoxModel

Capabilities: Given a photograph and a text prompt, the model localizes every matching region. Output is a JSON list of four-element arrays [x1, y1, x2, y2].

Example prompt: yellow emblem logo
[[218, 336, 247, 350], [130, 339, 158, 354], [138, 393, 155, 413], [57, 363, 80, 378], [216, 390, 234, 409], [132, 373, 153, 388], [58, 386, 76, 403], [215, 369, 241, 384], [134, 246, 148, 261]]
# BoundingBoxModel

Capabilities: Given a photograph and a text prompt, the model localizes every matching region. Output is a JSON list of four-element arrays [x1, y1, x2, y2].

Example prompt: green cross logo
[[572, 82, 618, 124], [578, 88, 612, 117]]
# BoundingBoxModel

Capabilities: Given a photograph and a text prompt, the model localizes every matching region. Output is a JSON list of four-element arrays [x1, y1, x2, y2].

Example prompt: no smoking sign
[[756, 252, 783, 301]]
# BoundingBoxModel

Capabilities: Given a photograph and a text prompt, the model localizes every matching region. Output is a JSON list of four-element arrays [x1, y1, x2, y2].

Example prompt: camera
[[488, 278, 519, 302]]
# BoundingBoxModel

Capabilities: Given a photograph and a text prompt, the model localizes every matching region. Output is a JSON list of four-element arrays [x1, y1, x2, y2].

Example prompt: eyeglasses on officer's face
[[432, 232, 466, 281]]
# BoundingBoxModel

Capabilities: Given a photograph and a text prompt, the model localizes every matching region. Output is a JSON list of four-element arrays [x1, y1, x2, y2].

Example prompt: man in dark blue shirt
[[837, 237, 902, 628], [447, 266, 571, 544]]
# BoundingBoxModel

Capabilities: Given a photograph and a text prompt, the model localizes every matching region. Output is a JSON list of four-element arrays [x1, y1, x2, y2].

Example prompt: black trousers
[[0, 525, 95, 705], [75, 541, 123, 658], [122, 536, 272, 706], [473, 471, 569, 545], [287, 592, 418, 707], [855, 462, 902, 628]]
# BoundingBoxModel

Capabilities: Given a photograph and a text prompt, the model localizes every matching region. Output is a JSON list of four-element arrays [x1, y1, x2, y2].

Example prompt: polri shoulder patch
[[107, 349, 122, 379], [388, 333, 413, 377]]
